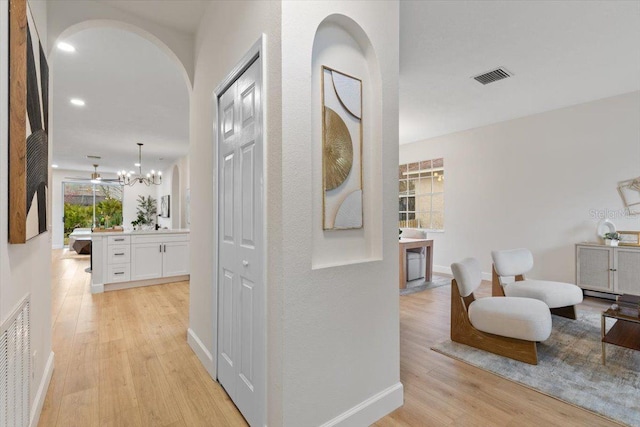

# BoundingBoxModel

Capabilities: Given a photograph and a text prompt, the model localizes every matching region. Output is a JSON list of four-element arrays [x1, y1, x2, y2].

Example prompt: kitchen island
[[90, 229, 190, 293]]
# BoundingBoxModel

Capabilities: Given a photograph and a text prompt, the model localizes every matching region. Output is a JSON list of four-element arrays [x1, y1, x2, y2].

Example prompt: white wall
[[189, 1, 283, 424], [156, 155, 189, 229], [400, 91, 640, 282], [280, 2, 401, 425], [122, 181, 156, 228], [51, 169, 66, 248], [0, 1, 53, 425], [47, 0, 194, 85], [190, 2, 400, 425]]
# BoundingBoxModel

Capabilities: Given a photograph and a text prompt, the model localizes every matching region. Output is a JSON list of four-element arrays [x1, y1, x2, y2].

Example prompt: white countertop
[[91, 229, 190, 236]]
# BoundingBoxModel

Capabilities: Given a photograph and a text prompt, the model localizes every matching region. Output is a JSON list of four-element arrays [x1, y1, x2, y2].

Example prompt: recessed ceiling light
[[134, 163, 141, 167], [52, 164, 59, 168], [129, 170, 135, 175], [57, 42, 76, 53], [70, 98, 85, 106]]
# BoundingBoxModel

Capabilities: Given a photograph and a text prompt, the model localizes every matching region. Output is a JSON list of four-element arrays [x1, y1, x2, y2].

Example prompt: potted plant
[[131, 195, 157, 230], [604, 232, 621, 247]]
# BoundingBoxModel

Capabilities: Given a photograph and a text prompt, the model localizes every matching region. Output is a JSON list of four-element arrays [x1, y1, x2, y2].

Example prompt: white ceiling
[[52, 27, 190, 174], [100, 0, 209, 34], [52, 1, 640, 168], [400, 0, 640, 144]]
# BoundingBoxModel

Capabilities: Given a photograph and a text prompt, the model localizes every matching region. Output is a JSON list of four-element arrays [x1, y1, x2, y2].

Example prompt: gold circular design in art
[[323, 107, 353, 191]]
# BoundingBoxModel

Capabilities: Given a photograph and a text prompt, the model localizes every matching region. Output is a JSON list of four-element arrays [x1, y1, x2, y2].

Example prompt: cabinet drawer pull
[[160, 244, 162, 252], [114, 238, 125, 241], [115, 253, 125, 256], [114, 272, 125, 275]]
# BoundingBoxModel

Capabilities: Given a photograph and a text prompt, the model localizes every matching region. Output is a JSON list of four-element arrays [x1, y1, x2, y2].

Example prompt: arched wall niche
[[50, 19, 192, 91], [311, 13, 383, 269]]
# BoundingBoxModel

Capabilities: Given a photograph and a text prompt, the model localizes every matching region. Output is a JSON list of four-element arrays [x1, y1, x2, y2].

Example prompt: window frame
[[399, 158, 444, 231]]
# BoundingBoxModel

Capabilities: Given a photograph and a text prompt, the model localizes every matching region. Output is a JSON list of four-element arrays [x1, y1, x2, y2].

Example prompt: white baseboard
[[433, 264, 491, 281], [432, 265, 453, 277], [91, 282, 104, 294], [319, 382, 403, 427], [30, 351, 54, 427], [97, 275, 190, 294], [187, 328, 215, 378]]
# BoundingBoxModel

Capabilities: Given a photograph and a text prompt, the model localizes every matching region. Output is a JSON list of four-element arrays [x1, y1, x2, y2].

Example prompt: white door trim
[[212, 35, 266, 427]]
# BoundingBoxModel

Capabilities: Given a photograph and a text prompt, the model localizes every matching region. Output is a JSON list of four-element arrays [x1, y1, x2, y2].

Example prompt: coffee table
[[601, 305, 640, 365]]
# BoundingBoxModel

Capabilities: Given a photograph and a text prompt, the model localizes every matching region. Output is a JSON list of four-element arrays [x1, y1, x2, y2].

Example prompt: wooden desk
[[399, 238, 434, 289]]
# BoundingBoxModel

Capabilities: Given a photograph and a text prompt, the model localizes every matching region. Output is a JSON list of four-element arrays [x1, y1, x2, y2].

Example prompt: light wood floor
[[375, 279, 619, 427], [39, 250, 248, 427], [42, 250, 618, 426]]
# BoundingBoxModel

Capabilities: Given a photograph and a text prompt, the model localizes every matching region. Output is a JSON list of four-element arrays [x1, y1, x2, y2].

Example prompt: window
[[63, 182, 123, 244], [399, 158, 444, 230]]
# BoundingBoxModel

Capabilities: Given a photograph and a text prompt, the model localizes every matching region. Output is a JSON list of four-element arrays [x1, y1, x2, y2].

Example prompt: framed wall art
[[618, 177, 640, 216], [9, 0, 49, 243], [322, 66, 362, 230], [160, 195, 170, 218]]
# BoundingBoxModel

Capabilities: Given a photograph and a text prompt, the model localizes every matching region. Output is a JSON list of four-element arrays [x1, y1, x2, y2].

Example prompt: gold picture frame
[[618, 231, 640, 247]]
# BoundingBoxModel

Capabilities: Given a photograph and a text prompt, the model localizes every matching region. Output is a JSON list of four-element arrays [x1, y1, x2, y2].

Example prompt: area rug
[[400, 275, 450, 296], [432, 311, 640, 426]]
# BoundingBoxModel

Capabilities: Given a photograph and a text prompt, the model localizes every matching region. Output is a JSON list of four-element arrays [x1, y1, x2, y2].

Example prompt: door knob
[[242, 260, 249, 267]]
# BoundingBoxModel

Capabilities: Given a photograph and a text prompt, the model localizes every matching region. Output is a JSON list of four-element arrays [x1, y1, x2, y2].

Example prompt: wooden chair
[[451, 258, 552, 365]]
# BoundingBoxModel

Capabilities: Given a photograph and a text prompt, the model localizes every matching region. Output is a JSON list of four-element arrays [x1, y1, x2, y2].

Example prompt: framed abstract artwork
[[321, 66, 362, 230], [9, 0, 49, 243], [160, 195, 170, 218], [618, 177, 640, 216]]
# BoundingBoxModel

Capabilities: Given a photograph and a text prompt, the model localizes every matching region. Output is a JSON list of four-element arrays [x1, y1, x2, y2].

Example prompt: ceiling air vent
[[472, 67, 512, 85]]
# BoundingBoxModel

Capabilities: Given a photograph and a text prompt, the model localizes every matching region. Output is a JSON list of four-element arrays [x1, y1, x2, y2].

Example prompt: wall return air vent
[[472, 67, 512, 85]]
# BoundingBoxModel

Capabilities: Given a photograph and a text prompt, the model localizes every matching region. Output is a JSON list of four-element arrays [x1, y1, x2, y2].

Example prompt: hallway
[[39, 250, 246, 426]]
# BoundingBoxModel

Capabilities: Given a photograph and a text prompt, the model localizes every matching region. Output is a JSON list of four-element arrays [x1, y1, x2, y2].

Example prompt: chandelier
[[117, 143, 162, 186]]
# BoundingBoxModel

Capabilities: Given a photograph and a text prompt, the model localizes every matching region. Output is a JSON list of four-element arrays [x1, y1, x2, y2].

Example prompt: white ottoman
[[468, 297, 552, 342], [503, 280, 583, 309]]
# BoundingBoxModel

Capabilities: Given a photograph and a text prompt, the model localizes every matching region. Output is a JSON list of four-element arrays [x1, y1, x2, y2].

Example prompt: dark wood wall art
[[9, 0, 49, 243]]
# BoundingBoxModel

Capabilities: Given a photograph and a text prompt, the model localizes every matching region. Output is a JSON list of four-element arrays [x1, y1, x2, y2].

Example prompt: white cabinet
[[131, 242, 164, 281], [91, 231, 190, 293], [107, 236, 131, 283], [130, 234, 189, 281], [576, 243, 640, 295], [162, 241, 189, 277]]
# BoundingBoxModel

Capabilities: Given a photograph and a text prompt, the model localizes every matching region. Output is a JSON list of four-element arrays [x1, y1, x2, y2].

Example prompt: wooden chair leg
[[492, 265, 506, 297], [550, 305, 577, 320], [451, 280, 539, 365]]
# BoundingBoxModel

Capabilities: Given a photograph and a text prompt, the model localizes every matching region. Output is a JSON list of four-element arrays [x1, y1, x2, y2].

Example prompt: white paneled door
[[217, 54, 264, 427]]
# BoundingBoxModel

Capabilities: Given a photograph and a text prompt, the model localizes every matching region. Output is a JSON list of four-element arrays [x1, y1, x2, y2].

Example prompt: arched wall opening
[[49, 19, 191, 245], [50, 19, 192, 91]]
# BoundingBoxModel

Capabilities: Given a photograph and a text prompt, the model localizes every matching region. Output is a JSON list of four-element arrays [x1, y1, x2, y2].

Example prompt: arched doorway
[[50, 22, 190, 243]]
